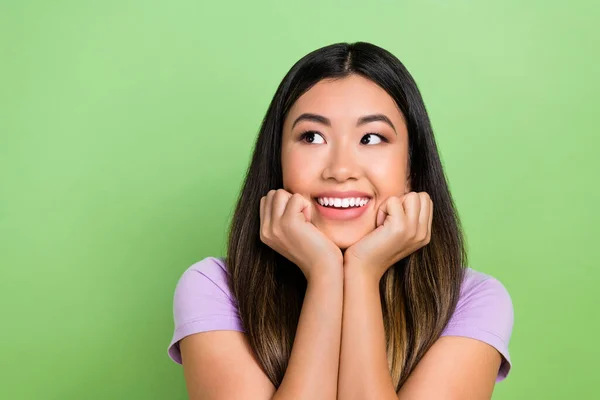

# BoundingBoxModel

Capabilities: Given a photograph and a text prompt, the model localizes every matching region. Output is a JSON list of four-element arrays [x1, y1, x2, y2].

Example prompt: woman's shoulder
[[185, 255, 228, 275], [168, 256, 243, 364], [175, 256, 233, 298], [452, 267, 514, 332], [458, 267, 513, 310], [442, 267, 515, 381], [460, 266, 510, 291]]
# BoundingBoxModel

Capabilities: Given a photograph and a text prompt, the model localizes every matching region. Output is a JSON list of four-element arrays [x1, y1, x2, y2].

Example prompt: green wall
[[1, 1, 597, 398]]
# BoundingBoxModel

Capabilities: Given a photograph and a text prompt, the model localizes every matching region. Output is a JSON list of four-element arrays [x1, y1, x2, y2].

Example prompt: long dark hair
[[226, 41, 466, 390]]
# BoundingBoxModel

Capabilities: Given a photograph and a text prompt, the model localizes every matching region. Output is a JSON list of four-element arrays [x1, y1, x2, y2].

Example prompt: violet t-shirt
[[167, 257, 514, 382]]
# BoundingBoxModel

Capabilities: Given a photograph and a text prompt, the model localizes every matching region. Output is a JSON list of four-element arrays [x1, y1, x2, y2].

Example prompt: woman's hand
[[343, 192, 433, 283], [260, 189, 343, 280]]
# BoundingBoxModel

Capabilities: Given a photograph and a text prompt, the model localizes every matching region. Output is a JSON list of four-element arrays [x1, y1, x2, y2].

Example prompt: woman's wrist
[[305, 257, 344, 284], [343, 259, 382, 288]]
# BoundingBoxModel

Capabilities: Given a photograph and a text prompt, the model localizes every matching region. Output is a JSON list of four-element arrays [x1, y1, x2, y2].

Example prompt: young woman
[[167, 42, 514, 399]]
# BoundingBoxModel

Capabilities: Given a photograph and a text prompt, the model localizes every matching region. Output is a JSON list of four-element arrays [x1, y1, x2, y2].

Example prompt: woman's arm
[[337, 264, 396, 400], [180, 266, 343, 400], [336, 263, 501, 400], [257, 190, 345, 399], [273, 268, 344, 400]]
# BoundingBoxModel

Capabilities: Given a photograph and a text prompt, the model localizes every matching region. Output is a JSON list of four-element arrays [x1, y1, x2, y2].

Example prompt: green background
[[1, 1, 598, 398]]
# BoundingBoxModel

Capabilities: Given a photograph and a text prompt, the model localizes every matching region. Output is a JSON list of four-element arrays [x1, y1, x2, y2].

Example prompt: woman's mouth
[[313, 196, 371, 221], [317, 196, 370, 208]]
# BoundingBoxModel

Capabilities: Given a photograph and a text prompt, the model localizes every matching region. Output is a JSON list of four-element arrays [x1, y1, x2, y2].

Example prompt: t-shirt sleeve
[[167, 257, 245, 364], [440, 272, 514, 382]]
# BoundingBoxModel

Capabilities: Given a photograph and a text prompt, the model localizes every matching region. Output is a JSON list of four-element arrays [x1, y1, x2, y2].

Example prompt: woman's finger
[[428, 196, 433, 241], [271, 189, 292, 222], [378, 196, 406, 228], [284, 193, 311, 222], [402, 193, 421, 236], [263, 190, 275, 228], [417, 192, 430, 241]]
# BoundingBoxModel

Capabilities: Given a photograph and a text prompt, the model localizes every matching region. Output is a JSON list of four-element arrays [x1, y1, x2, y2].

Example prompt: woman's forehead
[[285, 75, 405, 127]]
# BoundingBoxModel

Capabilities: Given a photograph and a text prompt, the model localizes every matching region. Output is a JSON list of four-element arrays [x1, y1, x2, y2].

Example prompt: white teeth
[[316, 197, 370, 208]]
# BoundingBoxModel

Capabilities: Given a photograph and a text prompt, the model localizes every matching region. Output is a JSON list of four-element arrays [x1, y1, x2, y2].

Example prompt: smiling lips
[[317, 196, 370, 208], [313, 191, 372, 221]]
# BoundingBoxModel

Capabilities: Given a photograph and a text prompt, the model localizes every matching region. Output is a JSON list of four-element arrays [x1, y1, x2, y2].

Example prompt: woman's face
[[281, 74, 411, 250]]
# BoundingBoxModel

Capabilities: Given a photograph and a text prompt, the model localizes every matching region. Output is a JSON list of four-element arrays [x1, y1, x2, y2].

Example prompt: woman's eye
[[300, 131, 325, 144], [361, 133, 385, 145]]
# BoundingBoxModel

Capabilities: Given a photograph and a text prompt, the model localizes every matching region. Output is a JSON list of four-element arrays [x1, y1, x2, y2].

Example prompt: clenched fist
[[260, 189, 343, 281], [344, 192, 433, 282]]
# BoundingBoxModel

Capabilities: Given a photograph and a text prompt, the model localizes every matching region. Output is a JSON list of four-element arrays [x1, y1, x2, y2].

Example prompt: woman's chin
[[330, 238, 352, 251], [328, 231, 367, 251], [315, 221, 373, 252]]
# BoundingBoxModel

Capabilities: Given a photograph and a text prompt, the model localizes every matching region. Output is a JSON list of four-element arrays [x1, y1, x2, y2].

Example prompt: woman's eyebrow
[[357, 114, 397, 135], [292, 113, 397, 135], [292, 113, 330, 129]]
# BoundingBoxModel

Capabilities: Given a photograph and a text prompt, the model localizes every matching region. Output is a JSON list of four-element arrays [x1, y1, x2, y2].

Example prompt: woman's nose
[[322, 145, 360, 182]]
